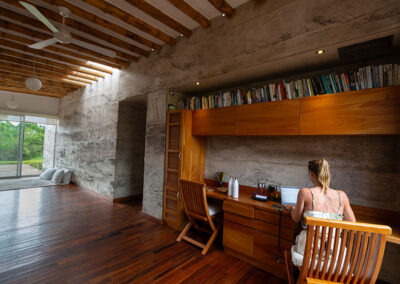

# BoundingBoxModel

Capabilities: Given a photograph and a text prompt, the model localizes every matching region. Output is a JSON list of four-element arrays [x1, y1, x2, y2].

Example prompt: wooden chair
[[176, 179, 221, 255], [285, 216, 392, 284]]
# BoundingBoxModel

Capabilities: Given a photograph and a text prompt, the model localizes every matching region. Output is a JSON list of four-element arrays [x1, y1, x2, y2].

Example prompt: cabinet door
[[253, 231, 288, 280], [163, 111, 184, 230], [300, 87, 400, 135], [223, 220, 254, 257], [192, 107, 236, 136], [235, 100, 299, 135]]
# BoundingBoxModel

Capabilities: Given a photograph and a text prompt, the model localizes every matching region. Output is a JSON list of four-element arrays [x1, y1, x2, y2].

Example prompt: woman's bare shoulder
[[298, 187, 311, 199], [333, 189, 350, 201]]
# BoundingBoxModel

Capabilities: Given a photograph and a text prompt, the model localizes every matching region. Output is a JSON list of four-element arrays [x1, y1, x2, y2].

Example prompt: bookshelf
[[192, 87, 400, 136]]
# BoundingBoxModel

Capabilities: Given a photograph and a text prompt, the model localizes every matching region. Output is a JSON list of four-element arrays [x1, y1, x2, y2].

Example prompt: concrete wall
[[55, 0, 400, 215], [205, 135, 400, 211], [42, 125, 56, 170], [55, 72, 120, 198], [113, 100, 147, 199]]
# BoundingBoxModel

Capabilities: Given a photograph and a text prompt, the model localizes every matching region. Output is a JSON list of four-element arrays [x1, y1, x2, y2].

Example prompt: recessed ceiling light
[[180, 34, 183, 37], [316, 49, 325, 55], [151, 48, 154, 51], [222, 13, 225, 17], [196, 82, 200, 86]]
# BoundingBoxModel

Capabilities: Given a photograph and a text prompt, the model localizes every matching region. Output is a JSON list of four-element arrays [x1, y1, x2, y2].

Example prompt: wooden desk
[[206, 186, 400, 280], [207, 188, 400, 245], [206, 187, 296, 280]]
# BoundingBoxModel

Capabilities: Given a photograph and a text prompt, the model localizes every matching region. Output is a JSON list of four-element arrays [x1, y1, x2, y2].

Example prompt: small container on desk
[[252, 182, 268, 202]]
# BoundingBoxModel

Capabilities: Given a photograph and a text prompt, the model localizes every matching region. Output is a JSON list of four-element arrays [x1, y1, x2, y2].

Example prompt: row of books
[[185, 64, 400, 110]]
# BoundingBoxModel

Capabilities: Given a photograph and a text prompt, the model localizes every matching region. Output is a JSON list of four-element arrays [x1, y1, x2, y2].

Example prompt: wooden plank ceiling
[[0, 0, 249, 98]]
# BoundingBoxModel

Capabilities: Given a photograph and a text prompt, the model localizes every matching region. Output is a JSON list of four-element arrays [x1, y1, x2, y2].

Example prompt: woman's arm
[[341, 191, 356, 222], [288, 188, 308, 223]]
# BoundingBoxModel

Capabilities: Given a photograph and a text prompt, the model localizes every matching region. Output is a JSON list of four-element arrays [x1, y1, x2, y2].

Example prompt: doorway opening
[[114, 95, 147, 206]]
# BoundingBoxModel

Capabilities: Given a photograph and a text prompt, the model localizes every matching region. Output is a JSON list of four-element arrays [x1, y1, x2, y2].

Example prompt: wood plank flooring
[[0, 185, 286, 283]]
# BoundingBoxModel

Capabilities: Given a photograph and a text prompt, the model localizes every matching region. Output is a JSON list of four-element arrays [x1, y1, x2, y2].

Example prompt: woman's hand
[[285, 204, 295, 212]]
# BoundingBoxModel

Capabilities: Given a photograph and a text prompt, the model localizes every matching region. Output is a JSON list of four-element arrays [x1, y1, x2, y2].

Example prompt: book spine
[[279, 81, 285, 100]]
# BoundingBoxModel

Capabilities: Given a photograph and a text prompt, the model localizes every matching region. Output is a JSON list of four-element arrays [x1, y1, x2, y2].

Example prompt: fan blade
[[72, 39, 117, 58], [19, 1, 59, 33], [28, 38, 59, 49]]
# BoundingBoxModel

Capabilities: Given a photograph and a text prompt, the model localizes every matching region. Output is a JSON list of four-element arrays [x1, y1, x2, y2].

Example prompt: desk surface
[[206, 187, 290, 217], [206, 187, 400, 245]]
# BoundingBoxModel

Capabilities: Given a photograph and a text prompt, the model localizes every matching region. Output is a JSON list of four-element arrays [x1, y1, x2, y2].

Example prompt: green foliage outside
[[0, 121, 45, 170]]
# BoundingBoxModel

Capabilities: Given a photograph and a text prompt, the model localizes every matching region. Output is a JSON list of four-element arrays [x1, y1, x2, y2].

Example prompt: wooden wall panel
[[235, 100, 299, 135], [300, 87, 400, 135], [192, 107, 236, 136]]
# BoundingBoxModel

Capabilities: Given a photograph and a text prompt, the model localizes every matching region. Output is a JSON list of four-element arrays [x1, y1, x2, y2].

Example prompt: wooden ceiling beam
[[0, 47, 102, 79], [0, 63, 90, 86], [0, 25, 129, 69], [0, 71, 82, 90], [207, 0, 235, 17], [0, 6, 141, 62], [1, 79, 72, 94], [124, 0, 192, 37], [0, 37, 112, 74], [39, 0, 161, 51], [167, 0, 211, 28], [0, 86, 64, 98], [80, 0, 175, 45], [4, 0, 150, 58]]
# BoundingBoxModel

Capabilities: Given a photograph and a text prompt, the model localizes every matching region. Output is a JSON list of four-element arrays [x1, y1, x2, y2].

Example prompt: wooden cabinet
[[300, 87, 400, 135], [192, 106, 236, 136], [223, 220, 254, 258], [235, 99, 299, 135], [222, 200, 296, 280], [192, 87, 400, 136], [163, 111, 205, 231]]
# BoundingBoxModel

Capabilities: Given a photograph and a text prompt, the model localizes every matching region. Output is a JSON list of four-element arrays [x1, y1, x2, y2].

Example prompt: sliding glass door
[[0, 113, 56, 179], [0, 117, 22, 178]]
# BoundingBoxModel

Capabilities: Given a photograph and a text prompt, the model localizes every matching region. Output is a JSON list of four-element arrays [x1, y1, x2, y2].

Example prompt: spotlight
[[222, 13, 225, 17], [316, 49, 325, 55], [196, 82, 200, 86]]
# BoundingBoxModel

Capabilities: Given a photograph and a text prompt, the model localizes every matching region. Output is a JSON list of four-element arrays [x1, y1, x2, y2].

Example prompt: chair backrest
[[179, 179, 214, 228], [298, 217, 392, 284]]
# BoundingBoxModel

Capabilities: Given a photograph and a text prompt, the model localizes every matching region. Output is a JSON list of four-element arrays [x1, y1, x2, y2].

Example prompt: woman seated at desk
[[285, 158, 356, 258]]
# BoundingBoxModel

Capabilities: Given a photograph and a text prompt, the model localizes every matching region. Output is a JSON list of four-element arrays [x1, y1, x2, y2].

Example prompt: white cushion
[[39, 168, 56, 180], [62, 169, 72, 184], [51, 169, 64, 184]]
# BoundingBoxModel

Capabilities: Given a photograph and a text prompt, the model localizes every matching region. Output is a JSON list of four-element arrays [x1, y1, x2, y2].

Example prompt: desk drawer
[[254, 220, 295, 242], [254, 230, 292, 254], [255, 209, 294, 229], [224, 212, 254, 229], [223, 220, 254, 258], [223, 201, 254, 218]]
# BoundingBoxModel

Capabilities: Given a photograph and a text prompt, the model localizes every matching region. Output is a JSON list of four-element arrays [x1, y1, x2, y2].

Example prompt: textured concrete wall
[[142, 91, 167, 219], [42, 125, 56, 170], [205, 135, 400, 211], [113, 101, 147, 199], [56, 0, 400, 217], [55, 72, 120, 198]]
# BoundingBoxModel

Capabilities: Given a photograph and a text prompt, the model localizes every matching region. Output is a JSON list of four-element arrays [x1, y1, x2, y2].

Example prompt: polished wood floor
[[0, 185, 286, 284]]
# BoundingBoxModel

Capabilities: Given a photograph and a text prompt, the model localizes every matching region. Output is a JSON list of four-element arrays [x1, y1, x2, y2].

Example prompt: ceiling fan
[[19, 1, 72, 49], [18, 1, 116, 58]]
